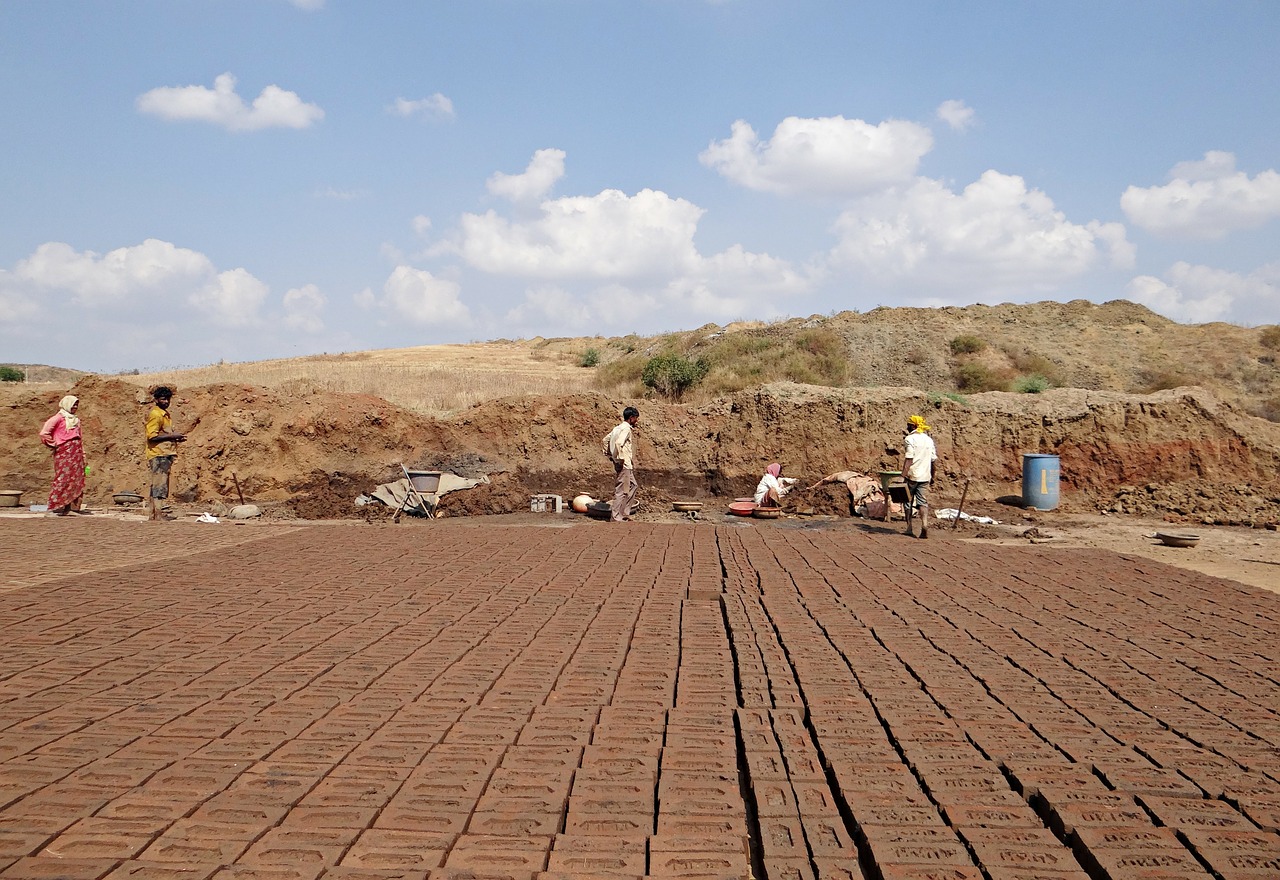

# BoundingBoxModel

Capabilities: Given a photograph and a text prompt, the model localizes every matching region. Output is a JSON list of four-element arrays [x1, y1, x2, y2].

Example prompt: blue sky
[[2, 1, 1278, 373]]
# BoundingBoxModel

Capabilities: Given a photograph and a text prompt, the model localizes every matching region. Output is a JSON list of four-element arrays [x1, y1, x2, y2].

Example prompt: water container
[[1022, 454, 1060, 511]]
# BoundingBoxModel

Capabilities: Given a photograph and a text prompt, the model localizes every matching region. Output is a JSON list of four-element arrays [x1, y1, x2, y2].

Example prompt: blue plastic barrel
[[1022, 454, 1060, 511]]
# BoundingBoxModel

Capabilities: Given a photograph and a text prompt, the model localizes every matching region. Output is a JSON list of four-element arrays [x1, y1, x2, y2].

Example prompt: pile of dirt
[[2, 372, 1278, 526]]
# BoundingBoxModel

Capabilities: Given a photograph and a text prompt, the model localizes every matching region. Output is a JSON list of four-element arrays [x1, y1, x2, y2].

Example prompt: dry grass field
[[5, 300, 1279, 421]]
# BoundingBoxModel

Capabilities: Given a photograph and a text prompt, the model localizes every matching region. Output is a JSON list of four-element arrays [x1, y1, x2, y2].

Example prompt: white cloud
[[1120, 151, 1280, 239], [387, 94, 455, 121], [700, 115, 934, 197], [1126, 261, 1280, 324], [486, 149, 566, 203], [189, 268, 269, 327], [137, 72, 324, 131], [14, 239, 213, 306], [376, 266, 470, 326], [829, 170, 1133, 293], [283, 284, 326, 333], [0, 271, 41, 323], [936, 99, 976, 132], [467, 181, 808, 336], [460, 188, 703, 279]]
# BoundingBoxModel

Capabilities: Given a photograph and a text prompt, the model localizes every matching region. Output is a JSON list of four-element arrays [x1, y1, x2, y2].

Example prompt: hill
[[74, 298, 1277, 423]]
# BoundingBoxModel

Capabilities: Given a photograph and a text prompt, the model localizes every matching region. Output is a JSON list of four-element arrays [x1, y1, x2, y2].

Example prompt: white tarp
[[370, 473, 489, 516]]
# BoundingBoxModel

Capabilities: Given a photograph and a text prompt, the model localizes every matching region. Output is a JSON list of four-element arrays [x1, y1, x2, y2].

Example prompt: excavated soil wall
[[2, 376, 1278, 524]]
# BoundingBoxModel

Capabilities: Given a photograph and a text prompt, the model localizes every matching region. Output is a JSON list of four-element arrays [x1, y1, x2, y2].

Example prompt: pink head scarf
[[766, 463, 782, 478]]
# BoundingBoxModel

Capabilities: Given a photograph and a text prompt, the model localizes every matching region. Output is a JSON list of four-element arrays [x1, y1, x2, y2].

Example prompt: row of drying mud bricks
[[3, 521, 1280, 879], [719, 526, 1280, 879], [0, 527, 758, 878]]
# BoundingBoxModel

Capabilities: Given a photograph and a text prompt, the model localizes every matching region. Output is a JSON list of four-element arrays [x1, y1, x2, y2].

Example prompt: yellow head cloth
[[908, 414, 930, 433]]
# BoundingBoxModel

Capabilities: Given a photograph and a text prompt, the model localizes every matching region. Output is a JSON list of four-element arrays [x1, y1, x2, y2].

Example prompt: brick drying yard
[[2, 517, 1279, 880]]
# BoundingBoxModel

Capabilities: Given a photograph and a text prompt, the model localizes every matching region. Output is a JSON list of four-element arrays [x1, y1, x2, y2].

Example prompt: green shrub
[[0, 366, 23, 382], [927, 390, 969, 406], [579, 348, 600, 368], [641, 354, 709, 400], [949, 334, 987, 355], [954, 362, 1009, 392], [1013, 374, 1051, 393]]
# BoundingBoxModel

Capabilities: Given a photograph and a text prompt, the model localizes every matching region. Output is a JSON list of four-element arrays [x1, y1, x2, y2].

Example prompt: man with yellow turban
[[903, 414, 938, 538]]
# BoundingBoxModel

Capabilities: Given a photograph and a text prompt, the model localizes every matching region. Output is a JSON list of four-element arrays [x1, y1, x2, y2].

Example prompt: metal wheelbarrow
[[394, 466, 443, 522]]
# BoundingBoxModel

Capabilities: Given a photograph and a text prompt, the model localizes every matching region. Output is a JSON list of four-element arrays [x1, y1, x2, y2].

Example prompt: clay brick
[[321, 870, 429, 880], [761, 856, 816, 880], [654, 813, 748, 838], [801, 814, 856, 858], [811, 856, 865, 880], [1137, 795, 1256, 831], [752, 813, 805, 856], [103, 861, 221, 880], [239, 826, 360, 866], [0, 856, 121, 879], [40, 817, 163, 861], [338, 829, 452, 870], [964, 829, 1081, 875], [750, 780, 800, 818], [562, 812, 651, 837], [875, 867, 983, 880], [647, 848, 749, 879], [443, 834, 551, 875], [1180, 827, 1280, 874], [466, 811, 563, 837]]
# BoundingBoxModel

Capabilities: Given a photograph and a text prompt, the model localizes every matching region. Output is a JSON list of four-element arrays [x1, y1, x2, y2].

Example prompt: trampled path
[[1, 519, 1279, 879]]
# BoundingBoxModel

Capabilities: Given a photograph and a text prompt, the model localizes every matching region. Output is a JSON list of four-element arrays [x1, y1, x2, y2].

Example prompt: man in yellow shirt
[[145, 386, 186, 521]]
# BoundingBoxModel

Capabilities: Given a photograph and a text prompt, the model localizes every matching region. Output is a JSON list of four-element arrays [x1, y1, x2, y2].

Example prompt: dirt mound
[[2, 374, 1278, 526]]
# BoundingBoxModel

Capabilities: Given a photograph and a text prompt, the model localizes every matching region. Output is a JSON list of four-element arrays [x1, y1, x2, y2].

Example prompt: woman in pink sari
[[40, 395, 89, 515]]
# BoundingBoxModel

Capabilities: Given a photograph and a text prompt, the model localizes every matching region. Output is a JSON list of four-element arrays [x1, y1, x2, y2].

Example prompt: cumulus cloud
[[0, 238, 285, 369], [387, 94, 455, 121], [1126, 261, 1280, 324], [372, 266, 470, 327], [829, 170, 1133, 293], [486, 149, 566, 203], [137, 73, 324, 131], [460, 188, 703, 279], [472, 182, 808, 336], [14, 239, 214, 305], [188, 268, 269, 327], [283, 284, 327, 333], [700, 115, 933, 197], [1120, 151, 1280, 239], [936, 99, 976, 132]]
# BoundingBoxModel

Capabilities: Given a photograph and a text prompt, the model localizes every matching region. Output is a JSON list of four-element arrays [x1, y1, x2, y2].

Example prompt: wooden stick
[[953, 478, 970, 530], [232, 472, 245, 506]]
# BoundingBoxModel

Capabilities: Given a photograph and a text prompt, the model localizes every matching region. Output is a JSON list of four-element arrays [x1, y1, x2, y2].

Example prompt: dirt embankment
[[2, 376, 1278, 525]]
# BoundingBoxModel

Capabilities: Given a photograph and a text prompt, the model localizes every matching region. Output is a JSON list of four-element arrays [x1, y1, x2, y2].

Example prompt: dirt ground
[[7, 491, 1277, 596]]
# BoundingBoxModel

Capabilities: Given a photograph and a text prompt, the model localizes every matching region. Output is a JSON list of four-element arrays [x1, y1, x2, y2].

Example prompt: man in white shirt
[[603, 407, 640, 522], [903, 414, 938, 539]]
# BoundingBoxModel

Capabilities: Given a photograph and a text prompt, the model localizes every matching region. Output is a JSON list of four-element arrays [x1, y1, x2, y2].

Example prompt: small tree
[[579, 348, 600, 367], [0, 366, 24, 382], [641, 354, 708, 400]]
